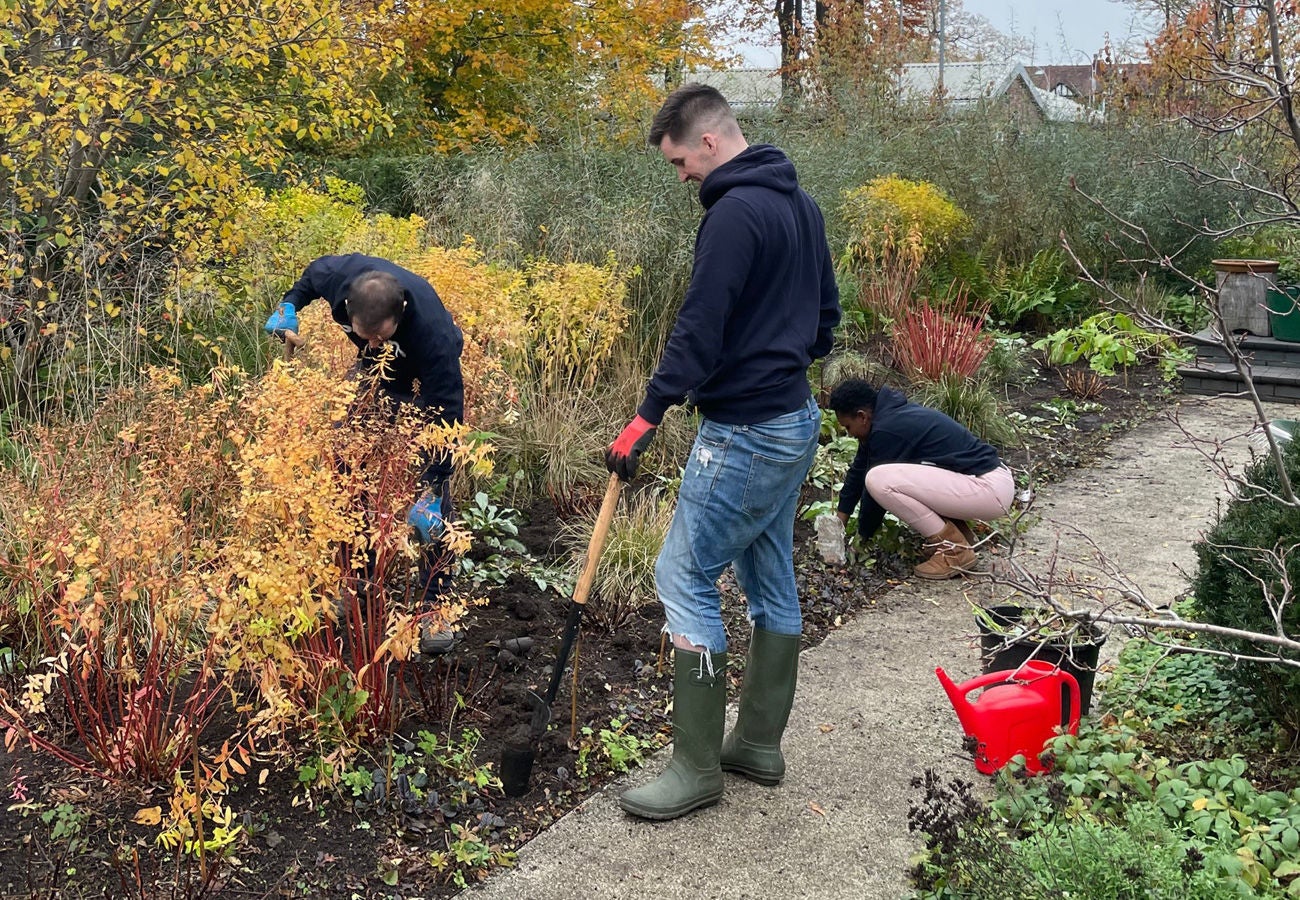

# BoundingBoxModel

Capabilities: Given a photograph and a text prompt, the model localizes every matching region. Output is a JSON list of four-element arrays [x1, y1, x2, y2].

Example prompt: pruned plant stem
[[985, 525, 1300, 668]]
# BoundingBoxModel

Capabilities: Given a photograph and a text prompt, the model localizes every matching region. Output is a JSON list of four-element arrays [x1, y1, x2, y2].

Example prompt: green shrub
[[1032, 312, 1178, 377], [984, 248, 1089, 330], [1098, 637, 1265, 760], [1002, 805, 1247, 900], [1192, 438, 1300, 738], [910, 776, 1246, 900], [978, 334, 1037, 389], [1216, 225, 1300, 286], [926, 246, 994, 305], [319, 155, 422, 218]]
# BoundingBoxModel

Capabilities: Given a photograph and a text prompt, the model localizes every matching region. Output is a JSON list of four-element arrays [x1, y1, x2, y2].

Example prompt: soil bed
[[0, 363, 1170, 899]]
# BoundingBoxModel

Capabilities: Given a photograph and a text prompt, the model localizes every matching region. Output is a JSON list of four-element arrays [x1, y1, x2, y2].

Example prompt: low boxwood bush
[[912, 792, 1246, 900], [1191, 437, 1300, 738]]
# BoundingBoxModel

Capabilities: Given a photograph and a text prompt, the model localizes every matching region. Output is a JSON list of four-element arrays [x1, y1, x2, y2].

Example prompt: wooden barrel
[[1214, 258, 1277, 336]]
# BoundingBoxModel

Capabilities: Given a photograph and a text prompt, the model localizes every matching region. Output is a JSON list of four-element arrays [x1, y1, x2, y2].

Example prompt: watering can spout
[[935, 666, 979, 736]]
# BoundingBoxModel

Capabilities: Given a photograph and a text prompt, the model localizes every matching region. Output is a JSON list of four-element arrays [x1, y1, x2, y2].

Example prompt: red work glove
[[606, 415, 657, 481]]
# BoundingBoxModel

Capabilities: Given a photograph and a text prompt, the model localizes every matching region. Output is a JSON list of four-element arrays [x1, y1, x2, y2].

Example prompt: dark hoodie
[[637, 144, 841, 426], [837, 387, 1004, 539], [280, 253, 465, 485]]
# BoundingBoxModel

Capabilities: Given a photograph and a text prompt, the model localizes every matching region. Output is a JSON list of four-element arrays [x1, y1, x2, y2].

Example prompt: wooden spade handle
[[281, 329, 304, 361], [572, 473, 622, 607]]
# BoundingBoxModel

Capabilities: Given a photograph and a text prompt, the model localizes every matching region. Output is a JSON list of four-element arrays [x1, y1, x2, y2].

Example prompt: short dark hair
[[347, 271, 406, 333], [827, 379, 879, 415], [648, 82, 737, 147]]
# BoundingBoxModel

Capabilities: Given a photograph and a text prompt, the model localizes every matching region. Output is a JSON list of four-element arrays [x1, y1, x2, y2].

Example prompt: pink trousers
[[864, 463, 1015, 538]]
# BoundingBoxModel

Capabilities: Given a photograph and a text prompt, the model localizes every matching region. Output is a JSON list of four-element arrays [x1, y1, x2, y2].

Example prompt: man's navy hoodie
[[280, 253, 465, 484], [637, 144, 840, 426], [838, 386, 1004, 539]]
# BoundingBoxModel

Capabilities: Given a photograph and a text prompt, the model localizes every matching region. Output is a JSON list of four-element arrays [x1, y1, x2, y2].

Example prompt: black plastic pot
[[976, 605, 1106, 717]]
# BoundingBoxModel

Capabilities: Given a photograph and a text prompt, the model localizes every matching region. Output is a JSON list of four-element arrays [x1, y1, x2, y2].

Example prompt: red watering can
[[935, 660, 1081, 775]]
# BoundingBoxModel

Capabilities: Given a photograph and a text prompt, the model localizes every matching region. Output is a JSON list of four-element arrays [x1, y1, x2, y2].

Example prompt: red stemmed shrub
[[890, 293, 995, 383]]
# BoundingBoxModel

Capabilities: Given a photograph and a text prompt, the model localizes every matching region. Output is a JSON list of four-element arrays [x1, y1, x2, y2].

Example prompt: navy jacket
[[638, 144, 840, 426], [838, 387, 1004, 539], [281, 254, 464, 484]]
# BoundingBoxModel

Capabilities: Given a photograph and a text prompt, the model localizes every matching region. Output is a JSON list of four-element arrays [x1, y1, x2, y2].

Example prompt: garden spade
[[500, 472, 622, 796], [280, 329, 304, 360]]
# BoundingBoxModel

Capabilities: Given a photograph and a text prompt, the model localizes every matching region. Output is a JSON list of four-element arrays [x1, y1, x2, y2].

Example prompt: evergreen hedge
[[1192, 437, 1300, 738]]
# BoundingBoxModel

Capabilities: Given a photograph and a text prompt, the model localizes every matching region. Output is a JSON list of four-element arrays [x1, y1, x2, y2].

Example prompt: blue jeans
[[655, 396, 821, 654]]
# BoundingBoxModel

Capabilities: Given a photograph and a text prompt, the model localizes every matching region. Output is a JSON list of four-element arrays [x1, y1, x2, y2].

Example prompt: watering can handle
[[946, 669, 1025, 698], [1061, 670, 1082, 732], [942, 666, 1083, 729]]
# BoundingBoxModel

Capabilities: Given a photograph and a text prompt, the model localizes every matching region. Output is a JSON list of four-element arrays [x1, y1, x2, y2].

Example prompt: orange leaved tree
[[383, 0, 719, 149]]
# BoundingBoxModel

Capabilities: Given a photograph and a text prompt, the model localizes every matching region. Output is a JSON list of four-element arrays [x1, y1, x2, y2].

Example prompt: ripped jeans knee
[[667, 626, 709, 654]]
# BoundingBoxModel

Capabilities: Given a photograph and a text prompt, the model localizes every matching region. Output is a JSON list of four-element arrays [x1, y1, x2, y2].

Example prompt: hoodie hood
[[872, 385, 909, 417], [699, 144, 798, 209]]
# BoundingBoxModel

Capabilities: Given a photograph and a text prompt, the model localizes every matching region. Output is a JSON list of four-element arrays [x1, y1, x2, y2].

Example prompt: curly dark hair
[[827, 379, 879, 416]]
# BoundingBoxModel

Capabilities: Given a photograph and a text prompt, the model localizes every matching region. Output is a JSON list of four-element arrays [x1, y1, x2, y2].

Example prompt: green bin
[[1267, 285, 1300, 342]]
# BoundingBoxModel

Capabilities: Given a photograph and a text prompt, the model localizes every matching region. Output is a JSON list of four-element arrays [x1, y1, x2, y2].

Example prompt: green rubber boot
[[720, 628, 800, 785], [619, 648, 726, 820]]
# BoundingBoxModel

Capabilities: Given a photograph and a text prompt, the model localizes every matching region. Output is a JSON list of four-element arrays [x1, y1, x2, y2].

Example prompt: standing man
[[264, 253, 465, 655], [606, 84, 841, 820]]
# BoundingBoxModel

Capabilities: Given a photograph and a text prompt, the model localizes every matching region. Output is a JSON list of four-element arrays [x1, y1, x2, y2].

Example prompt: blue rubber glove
[[407, 490, 444, 543], [264, 302, 299, 339]]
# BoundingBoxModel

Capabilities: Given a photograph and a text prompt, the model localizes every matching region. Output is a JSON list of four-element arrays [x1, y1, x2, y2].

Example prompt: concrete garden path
[[467, 395, 1289, 900]]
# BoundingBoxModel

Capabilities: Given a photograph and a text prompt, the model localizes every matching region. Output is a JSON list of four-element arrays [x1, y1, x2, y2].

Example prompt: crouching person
[[828, 379, 1014, 580]]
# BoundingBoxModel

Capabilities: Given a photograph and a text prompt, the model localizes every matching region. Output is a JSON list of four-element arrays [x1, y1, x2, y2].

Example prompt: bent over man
[[265, 253, 465, 654]]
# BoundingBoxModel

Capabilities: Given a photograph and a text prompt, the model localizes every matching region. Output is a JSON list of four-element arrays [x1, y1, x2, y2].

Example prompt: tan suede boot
[[914, 521, 978, 580], [945, 517, 977, 546], [921, 518, 977, 559]]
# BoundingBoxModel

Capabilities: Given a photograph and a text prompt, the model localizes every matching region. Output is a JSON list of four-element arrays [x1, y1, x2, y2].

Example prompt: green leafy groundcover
[[909, 637, 1300, 899]]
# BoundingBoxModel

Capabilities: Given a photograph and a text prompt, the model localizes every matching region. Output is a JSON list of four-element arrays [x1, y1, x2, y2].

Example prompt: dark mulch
[[0, 363, 1171, 899]]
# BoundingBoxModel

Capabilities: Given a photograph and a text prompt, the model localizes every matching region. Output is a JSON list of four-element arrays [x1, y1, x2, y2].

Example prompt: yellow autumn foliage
[[841, 175, 972, 267], [406, 241, 523, 425], [0, 350, 488, 787], [519, 253, 635, 393]]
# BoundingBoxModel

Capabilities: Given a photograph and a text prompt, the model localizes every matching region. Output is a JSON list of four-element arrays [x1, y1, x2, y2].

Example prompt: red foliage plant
[[890, 292, 995, 383]]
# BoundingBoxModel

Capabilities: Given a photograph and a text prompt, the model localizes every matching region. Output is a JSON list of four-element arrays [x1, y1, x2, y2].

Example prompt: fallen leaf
[[818, 724, 834, 733], [807, 801, 826, 817], [134, 806, 162, 825]]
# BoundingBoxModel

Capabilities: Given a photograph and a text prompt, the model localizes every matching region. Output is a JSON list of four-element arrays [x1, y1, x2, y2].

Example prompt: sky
[[736, 1, 1160, 67], [961, 0, 1158, 63]]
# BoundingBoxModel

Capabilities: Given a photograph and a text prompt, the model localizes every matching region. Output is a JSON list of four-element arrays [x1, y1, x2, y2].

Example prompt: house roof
[[899, 61, 1097, 122], [675, 61, 1096, 122], [1028, 64, 1099, 101]]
